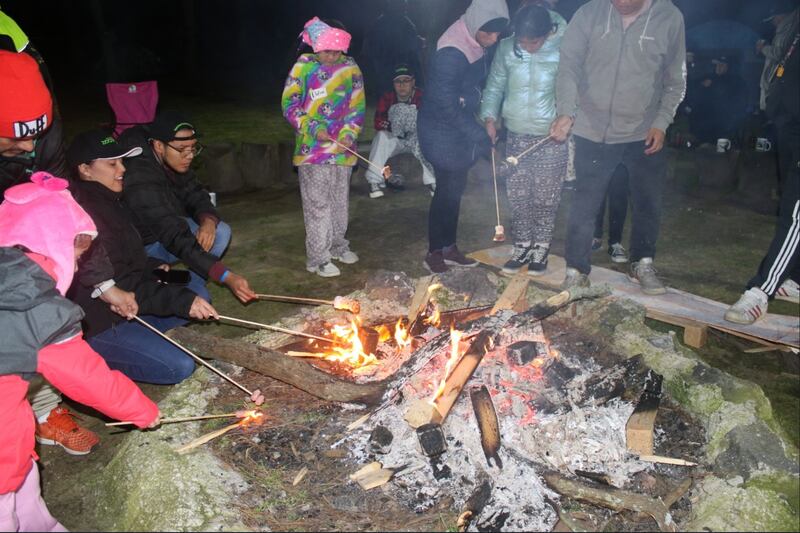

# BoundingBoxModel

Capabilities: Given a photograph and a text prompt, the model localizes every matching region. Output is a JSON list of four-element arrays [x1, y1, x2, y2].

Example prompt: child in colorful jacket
[[281, 17, 365, 278], [0, 172, 160, 531]]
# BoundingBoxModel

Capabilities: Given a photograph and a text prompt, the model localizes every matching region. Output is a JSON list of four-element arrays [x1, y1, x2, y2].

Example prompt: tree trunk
[[168, 328, 386, 405]]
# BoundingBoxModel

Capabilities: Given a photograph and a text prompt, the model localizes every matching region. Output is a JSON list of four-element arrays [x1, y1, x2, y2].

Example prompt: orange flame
[[375, 324, 392, 342], [394, 318, 412, 350], [430, 327, 464, 404], [423, 304, 441, 328], [323, 319, 379, 368], [239, 410, 265, 427]]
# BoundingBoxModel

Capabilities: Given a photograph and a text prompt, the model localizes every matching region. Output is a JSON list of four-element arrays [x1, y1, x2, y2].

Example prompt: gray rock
[[714, 421, 800, 480]]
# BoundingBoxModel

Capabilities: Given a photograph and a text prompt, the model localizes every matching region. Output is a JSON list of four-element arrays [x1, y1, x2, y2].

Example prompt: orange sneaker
[[35, 406, 100, 455]]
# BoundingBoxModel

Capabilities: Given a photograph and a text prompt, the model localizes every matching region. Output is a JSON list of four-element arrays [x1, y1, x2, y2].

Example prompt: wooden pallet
[[469, 245, 799, 350]]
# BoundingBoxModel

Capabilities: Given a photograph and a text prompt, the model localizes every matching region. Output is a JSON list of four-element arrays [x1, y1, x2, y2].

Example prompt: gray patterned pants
[[298, 164, 353, 269], [506, 132, 568, 245]]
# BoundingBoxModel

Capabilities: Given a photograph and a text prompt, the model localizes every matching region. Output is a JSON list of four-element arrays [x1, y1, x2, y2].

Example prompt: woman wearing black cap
[[417, 0, 509, 273], [66, 129, 218, 384]]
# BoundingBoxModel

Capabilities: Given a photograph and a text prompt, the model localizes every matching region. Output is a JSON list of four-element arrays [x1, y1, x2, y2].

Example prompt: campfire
[[257, 275, 697, 532]]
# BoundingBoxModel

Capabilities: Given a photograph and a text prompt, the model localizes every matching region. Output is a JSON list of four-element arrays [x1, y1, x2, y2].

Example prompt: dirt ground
[[38, 142, 798, 531]]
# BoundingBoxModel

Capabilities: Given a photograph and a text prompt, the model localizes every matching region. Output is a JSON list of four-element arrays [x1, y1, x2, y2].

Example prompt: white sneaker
[[724, 287, 768, 325], [332, 250, 359, 264], [775, 279, 799, 304], [307, 262, 341, 277], [369, 184, 384, 199], [608, 243, 629, 263]]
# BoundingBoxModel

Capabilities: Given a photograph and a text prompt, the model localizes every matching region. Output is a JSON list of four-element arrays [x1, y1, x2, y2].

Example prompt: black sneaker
[[442, 244, 478, 267], [386, 173, 405, 191], [528, 245, 549, 276], [591, 238, 602, 251], [424, 249, 449, 273], [502, 244, 533, 274]]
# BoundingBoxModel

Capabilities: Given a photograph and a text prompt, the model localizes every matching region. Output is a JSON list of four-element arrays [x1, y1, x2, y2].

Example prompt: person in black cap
[[119, 111, 256, 303], [417, 0, 509, 273], [67, 129, 224, 384], [366, 63, 435, 198]]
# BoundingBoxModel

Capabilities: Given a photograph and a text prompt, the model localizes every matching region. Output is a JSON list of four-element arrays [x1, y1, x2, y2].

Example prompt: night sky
[[0, 0, 778, 104]]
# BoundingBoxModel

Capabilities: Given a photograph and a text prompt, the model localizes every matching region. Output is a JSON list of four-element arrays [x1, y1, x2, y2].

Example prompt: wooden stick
[[491, 148, 501, 227], [256, 293, 334, 306], [175, 421, 242, 454], [216, 315, 335, 344], [506, 135, 552, 165], [106, 413, 238, 427], [330, 138, 388, 176], [132, 316, 254, 396], [638, 454, 699, 467]]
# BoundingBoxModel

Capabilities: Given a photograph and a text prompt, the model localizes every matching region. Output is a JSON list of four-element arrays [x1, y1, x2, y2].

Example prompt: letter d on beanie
[[0, 50, 52, 139]]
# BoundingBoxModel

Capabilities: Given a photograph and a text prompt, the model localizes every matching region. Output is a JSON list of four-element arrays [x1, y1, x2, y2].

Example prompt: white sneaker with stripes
[[724, 287, 768, 325], [775, 279, 799, 304]]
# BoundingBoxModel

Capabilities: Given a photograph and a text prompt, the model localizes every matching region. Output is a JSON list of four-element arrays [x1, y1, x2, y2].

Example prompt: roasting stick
[[216, 315, 335, 344], [490, 149, 505, 242], [132, 316, 254, 396], [505, 135, 552, 166], [106, 413, 239, 427], [255, 293, 361, 314], [330, 138, 391, 178]]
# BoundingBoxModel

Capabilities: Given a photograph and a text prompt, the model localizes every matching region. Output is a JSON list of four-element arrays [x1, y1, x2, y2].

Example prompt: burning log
[[543, 472, 677, 532], [470, 385, 502, 468], [508, 285, 611, 327], [168, 328, 386, 405]]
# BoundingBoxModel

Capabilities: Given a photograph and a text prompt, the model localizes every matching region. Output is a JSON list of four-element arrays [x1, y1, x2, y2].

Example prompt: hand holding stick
[[329, 138, 391, 179]]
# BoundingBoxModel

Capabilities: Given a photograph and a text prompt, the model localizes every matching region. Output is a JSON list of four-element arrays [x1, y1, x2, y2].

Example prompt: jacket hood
[[0, 247, 60, 312], [465, 0, 509, 37], [0, 172, 97, 295]]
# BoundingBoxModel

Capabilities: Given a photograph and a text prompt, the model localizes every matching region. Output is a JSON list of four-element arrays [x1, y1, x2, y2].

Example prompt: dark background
[[0, 0, 780, 104]]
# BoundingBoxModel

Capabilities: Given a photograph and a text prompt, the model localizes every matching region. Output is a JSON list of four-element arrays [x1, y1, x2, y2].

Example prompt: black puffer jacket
[[0, 118, 66, 196], [69, 180, 196, 338], [417, 47, 492, 172], [119, 126, 221, 278]]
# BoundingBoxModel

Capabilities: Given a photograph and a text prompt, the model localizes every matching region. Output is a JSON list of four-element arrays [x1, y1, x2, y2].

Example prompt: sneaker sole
[[610, 256, 629, 263], [528, 268, 547, 277], [628, 275, 667, 295], [369, 191, 384, 198], [502, 266, 523, 274], [35, 435, 93, 456], [422, 260, 449, 274], [775, 293, 800, 304], [332, 256, 359, 265], [723, 311, 757, 325], [443, 259, 478, 268]]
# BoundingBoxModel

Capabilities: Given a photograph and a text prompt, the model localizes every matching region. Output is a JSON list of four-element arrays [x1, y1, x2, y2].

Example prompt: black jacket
[[69, 180, 196, 338], [417, 47, 492, 172], [0, 118, 66, 196], [119, 127, 221, 278]]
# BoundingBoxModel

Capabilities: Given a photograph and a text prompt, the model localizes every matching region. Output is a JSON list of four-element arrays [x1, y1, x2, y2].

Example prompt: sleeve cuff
[[91, 279, 116, 299], [197, 213, 219, 226], [208, 262, 228, 282]]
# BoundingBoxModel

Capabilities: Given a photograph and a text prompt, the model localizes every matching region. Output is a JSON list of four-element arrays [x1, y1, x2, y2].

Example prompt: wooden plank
[[407, 275, 437, 322], [626, 371, 663, 455], [491, 271, 529, 315], [683, 325, 708, 349], [468, 247, 799, 349]]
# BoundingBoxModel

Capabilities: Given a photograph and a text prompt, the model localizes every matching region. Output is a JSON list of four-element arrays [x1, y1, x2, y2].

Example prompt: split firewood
[[490, 271, 529, 315], [507, 285, 611, 327], [470, 385, 502, 468], [637, 454, 698, 467], [626, 370, 663, 455], [543, 472, 677, 532], [407, 276, 438, 323], [349, 461, 396, 490], [175, 422, 242, 454], [168, 328, 386, 405]]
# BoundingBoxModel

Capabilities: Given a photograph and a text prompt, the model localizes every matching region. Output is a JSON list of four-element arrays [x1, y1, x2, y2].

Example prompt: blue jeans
[[88, 315, 195, 384], [145, 218, 231, 297]]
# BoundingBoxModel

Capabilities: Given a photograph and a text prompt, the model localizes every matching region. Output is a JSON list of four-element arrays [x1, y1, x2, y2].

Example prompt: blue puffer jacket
[[480, 10, 566, 136], [418, 48, 492, 172]]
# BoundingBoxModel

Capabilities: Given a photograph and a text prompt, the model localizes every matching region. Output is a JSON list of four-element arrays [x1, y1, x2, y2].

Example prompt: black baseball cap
[[67, 129, 142, 168], [393, 64, 415, 80], [147, 110, 199, 142], [763, 0, 798, 21]]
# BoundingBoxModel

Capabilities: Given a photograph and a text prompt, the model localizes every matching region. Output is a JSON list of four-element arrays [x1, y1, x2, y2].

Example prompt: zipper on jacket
[[602, 20, 627, 143]]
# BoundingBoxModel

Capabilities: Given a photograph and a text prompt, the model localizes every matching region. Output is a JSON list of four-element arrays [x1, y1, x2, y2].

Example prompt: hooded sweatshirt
[[555, 0, 686, 144], [438, 0, 510, 64], [0, 172, 158, 494]]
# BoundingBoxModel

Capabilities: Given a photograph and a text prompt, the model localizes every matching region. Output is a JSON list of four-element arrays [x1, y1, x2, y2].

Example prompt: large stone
[[197, 142, 244, 193], [239, 142, 279, 189]]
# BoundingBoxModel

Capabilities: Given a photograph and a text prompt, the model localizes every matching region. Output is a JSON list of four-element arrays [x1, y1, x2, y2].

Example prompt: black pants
[[428, 166, 468, 252], [747, 116, 800, 295], [566, 136, 666, 274], [594, 163, 630, 245]]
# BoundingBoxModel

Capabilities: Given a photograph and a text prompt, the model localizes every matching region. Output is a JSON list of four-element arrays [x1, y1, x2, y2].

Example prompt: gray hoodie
[[556, 0, 686, 144], [464, 0, 510, 36]]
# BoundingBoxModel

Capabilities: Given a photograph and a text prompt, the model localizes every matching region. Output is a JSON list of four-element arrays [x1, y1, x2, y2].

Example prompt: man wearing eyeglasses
[[121, 111, 255, 303]]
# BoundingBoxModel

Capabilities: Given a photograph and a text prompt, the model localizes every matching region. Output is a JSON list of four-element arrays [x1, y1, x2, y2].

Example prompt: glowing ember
[[423, 305, 441, 328], [430, 327, 464, 404], [237, 410, 265, 427], [394, 318, 412, 350]]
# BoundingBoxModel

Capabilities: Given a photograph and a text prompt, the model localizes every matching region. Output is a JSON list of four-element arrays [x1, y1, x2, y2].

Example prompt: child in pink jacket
[[0, 172, 160, 531]]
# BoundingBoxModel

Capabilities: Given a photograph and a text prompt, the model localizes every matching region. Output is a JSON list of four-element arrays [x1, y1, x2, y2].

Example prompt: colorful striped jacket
[[281, 53, 365, 166]]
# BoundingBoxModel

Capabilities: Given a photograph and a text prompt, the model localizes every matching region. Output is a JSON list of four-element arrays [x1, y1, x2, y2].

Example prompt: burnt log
[[168, 328, 385, 405]]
